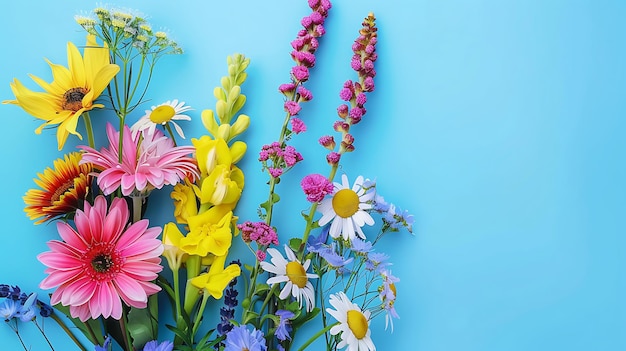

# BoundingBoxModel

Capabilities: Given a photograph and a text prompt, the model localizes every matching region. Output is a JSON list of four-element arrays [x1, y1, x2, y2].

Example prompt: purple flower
[[224, 325, 267, 351], [0, 284, 10, 298], [94, 337, 111, 351], [275, 309, 295, 341], [238, 221, 279, 246], [301, 173, 334, 203], [291, 65, 310, 81], [350, 238, 373, 255], [297, 86, 313, 101], [290, 117, 307, 134], [326, 151, 341, 165], [366, 252, 391, 272], [284, 100, 302, 116], [142, 340, 174, 351], [279, 83, 296, 94], [0, 299, 19, 321], [318, 135, 336, 150], [340, 87, 353, 101]]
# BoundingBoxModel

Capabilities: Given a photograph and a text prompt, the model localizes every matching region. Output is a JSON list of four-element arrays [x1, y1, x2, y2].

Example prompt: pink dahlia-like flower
[[79, 122, 199, 196], [301, 173, 334, 203], [38, 196, 163, 321]]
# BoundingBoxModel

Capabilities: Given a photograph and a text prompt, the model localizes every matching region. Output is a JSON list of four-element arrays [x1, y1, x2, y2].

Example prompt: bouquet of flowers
[[1, 1, 413, 350]]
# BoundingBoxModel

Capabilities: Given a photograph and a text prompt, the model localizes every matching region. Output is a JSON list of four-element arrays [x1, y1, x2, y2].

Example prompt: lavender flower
[[224, 325, 267, 351], [275, 309, 295, 341]]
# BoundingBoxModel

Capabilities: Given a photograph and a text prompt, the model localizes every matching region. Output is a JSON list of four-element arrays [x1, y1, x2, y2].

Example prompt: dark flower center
[[62, 87, 88, 112], [91, 253, 114, 273], [50, 179, 75, 203]]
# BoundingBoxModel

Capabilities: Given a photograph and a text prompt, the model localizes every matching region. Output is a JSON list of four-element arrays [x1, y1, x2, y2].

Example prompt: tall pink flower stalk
[[38, 195, 164, 322], [79, 122, 199, 197]]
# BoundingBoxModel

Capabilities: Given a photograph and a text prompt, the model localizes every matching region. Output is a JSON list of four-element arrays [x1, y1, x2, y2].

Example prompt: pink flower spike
[[284, 101, 302, 116], [38, 195, 163, 322], [326, 152, 341, 165], [291, 65, 310, 81], [291, 118, 307, 134], [301, 173, 334, 203]]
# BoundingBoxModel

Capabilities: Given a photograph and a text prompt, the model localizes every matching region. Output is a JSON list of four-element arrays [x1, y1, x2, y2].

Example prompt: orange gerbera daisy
[[24, 152, 93, 224]]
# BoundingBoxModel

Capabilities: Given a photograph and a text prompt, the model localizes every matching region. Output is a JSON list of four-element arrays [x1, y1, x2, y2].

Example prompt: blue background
[[1, 0, 625, 350]]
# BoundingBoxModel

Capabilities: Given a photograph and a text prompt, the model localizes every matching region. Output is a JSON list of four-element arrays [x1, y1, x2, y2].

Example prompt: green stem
[[131, 195, 143, 223], [119, 310, 133, 351], [191, 293, 210, 339], [83, 112, 95, 148], [298, 163, 339, 261], [9, 323, 28, 351], [49, 313, 88, 351], [165, 123, 178, 146], [33, 320, 56, 351], [297, 322, 338, 351]]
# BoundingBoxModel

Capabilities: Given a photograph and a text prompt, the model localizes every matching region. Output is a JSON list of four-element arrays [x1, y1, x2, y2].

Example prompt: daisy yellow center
[[332, 189, 360, 218], [390, 283, 397, 298], [150, 105, 176, 124], [286, 261, 308, 288], [62, 87, 88, 112], [347, 310, 368, 339]]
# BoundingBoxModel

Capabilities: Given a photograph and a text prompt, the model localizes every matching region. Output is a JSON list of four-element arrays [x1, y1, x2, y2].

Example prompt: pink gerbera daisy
[[38, 195, 164, 322], [79, 122, 199, 196]]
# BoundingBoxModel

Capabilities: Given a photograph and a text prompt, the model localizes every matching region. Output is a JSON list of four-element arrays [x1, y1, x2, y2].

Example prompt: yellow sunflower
[[23, 152, 93, 224], [3, 35, 119, 150]]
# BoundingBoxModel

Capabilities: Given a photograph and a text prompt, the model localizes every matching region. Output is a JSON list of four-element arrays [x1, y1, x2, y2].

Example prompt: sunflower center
[[91, 253, 114, 273], [347, 310, 368, 339], [332, 189, 360, 218], [62, 87, 88, 112], [286, 261, 308, 288], [50, 179, 75, 203], [149, 105, 176, 124]]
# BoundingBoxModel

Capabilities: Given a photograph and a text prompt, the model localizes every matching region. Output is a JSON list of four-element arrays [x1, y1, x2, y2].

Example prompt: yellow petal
[[90, 64, 120, 98], [66, 41, 86, 88]]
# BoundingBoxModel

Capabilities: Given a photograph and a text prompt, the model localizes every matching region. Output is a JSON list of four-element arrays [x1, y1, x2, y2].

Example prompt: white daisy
[[260, 244, 318, 312], [317, 174, 375, 241], [131, 99, 192, 139], [327, 292, 376, 351]]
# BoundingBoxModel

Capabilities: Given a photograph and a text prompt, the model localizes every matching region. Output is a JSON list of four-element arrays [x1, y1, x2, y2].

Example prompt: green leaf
[[52, 303, 105, 346], [127, 295, 159, 349], [292, 307, 321, 329], [289, 238, 302, 252]]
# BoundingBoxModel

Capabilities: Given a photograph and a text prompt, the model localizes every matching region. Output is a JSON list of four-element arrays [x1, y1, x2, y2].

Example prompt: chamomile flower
[[327, 292, 376, 351], [317, 174, 375, 241], [131, 99, 192, 139], [260, 245, 317, 312]]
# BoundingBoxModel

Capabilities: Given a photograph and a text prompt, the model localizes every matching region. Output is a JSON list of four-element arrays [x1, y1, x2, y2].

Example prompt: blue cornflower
[[350, 238, 373, 255], [38, 300, 54, 317], [365, 252, 391, 272], [373, 194, 390, 212], [142, 340, 174, 351], [379, 269, 400, 331], [0, 284, 10, 298], [275, 309, 295, 341], [8, 286, 22, 301], [17, 293, 37, 322], [306, 225, 329, 254], [382, 203, 414, 233], [319, 246, 353, 274], [224, 325, 267, 351], [94, 336, 111, 351], [0, 299, 20, 321]]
